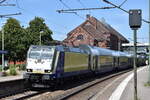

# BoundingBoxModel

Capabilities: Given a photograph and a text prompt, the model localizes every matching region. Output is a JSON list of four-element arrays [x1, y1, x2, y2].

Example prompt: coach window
[[76, 35, 84, 40]]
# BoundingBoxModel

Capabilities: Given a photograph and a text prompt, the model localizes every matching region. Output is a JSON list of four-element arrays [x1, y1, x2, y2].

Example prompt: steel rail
[[54, 68, 133, 100]]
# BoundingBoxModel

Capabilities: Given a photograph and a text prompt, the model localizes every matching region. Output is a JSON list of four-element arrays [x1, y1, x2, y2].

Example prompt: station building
[[63, 15, 129, 51]]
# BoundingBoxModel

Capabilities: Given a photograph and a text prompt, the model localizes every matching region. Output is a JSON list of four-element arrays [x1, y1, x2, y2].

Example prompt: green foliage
[[16, 64, 26, 70], [26, 17, 53, 45], [9, 65, 17, 76], [144, 82, 150, 87], [0, 17, 53, 63], [2, 18, 26, 63]]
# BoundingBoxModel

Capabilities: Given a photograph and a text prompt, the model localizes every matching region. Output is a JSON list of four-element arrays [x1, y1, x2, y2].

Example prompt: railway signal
[[129, 10, 142, 29], [129, 9, 142, 100]]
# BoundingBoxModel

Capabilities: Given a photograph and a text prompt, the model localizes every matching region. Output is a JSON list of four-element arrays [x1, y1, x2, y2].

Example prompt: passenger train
[[23, 45, 146, 86]]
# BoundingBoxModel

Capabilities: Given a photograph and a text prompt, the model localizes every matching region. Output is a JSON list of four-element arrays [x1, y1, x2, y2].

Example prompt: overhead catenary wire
[[0, 0, 21, 18], [0, 4, 15, 6], [77, 0, 86, 8], [59, 0, 86, 20], [13, 0, 70, 30], [119, 0, 128, 7], [59, 0, 70, 9], [0, 0, 6, 4], [102, 0, 150, 23], [0, 0, 16, 6], [12, 0, 71, 39], [0, 12, 21, 18], [59, 0, 85, 20], [57, 6, 116, 13], [76, 0, 92, 14], [103, 0, 128, 13], [15, 0, 24, 10], [57, 0, 116, 19]]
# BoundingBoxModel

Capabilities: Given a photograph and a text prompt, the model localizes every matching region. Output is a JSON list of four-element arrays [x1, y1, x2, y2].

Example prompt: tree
[[26, 17, 53, 45], [2, 18, 26, 64], [0, 17, 53, 64]]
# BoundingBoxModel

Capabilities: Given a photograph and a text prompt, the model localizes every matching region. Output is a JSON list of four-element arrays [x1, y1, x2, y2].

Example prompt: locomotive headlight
[[27, 69, 32, 72], [45, 70, 51, 73]]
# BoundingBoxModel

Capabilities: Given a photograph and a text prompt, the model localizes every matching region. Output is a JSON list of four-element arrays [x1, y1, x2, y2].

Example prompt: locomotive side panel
[[64, 52, 89, 72]]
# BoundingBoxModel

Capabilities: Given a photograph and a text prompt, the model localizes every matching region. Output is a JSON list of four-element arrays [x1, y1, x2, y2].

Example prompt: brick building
[[63, 15, 129, 51]]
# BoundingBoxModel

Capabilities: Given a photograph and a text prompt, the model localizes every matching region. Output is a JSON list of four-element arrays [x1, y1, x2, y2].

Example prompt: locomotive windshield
[[41, 51, 53, 59], [28, 46, 55, 60], [29, 50, 40, 59]]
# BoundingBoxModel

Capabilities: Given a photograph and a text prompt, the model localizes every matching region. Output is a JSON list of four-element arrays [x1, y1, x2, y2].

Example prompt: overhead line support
[[0, 4, 16, 6], [57, 6, 115, 13], [0, 12, 21, 18], [102, 0, 150, 24]]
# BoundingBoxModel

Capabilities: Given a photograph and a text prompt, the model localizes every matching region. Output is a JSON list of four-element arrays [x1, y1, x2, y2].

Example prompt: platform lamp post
[[39, 30, 43, 45], [1, 27, 4, 72], [129, 9, 142, 100], [148, 0, 150, 84]]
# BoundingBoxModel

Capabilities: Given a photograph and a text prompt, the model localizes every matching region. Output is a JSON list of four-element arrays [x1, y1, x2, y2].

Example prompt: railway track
[[1, 88, 49, 100], [0, 79, 24, 98], [59, 68, 133, 100], [0, 78, 50, 100], [19, 68, 134, 100], [0, 67, 137, 100]]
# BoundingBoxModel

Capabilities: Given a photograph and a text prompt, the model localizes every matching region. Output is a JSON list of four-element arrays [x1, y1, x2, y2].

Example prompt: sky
[[0, 0, 149, 43]]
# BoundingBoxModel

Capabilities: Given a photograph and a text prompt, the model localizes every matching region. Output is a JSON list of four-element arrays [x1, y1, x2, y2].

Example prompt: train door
[[114, 57, 119, 70], [88, 55, 92, 70], [94, 56, 98, 71], [89, 55, 98, 72], [117, 57, 120, 68], [128, 58, 132, 67], [113, 57, 116, 68]]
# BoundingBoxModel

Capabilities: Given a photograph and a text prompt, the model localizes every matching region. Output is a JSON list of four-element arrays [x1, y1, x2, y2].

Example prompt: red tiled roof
[[82, 24, 109, 41], [90, 16, 129, 43], [64, 16, 129, 43]]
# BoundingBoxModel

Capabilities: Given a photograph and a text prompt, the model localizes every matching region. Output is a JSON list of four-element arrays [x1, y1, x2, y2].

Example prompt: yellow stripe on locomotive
[[64, 52, 89, 72]]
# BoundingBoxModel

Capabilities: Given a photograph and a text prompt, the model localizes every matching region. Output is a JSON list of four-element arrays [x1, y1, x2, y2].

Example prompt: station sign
[[0, 50, 8, 54]]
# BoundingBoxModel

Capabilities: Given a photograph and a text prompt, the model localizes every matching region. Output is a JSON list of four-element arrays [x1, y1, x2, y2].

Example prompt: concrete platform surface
[[91, 66, 149, 100], [0, 72, 24, 83], [120, 66, 150, 100]]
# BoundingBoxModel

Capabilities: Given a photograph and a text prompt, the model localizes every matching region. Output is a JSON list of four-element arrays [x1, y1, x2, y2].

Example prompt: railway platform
[[0, 72, 24, 98], [0, 72, 23, 83], [120, 66, 150, 100], [92, 66, 150, 100]]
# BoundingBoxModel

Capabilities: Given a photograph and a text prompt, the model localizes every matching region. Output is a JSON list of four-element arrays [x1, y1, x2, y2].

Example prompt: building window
[[94, 39, 98, 46], [76, 35, 84, 40]]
